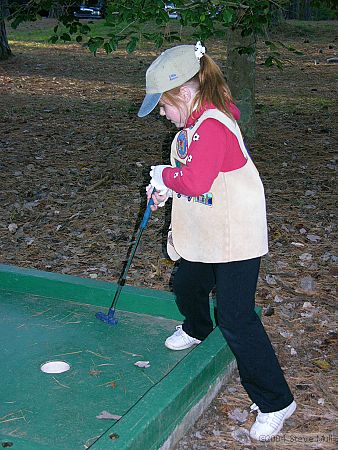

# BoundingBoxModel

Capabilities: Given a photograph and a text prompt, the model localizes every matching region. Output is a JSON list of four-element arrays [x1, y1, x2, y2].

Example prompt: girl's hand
[[146, 185, 172, 211]]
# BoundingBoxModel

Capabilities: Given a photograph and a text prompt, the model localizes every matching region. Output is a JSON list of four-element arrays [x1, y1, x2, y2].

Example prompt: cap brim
[[137, 93, 162, 118]]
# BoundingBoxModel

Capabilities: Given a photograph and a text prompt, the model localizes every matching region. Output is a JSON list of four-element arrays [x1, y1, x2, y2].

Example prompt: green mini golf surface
[[1, 290, 188, 449], [0, 264, 246, 450]]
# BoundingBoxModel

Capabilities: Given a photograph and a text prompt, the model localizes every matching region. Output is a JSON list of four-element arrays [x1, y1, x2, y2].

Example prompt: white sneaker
[[249, 400, 297, 441], [165, 325, 201, 350]]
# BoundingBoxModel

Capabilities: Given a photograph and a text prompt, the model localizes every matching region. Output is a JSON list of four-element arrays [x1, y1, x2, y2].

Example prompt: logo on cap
[[169, 73, 178, 81]]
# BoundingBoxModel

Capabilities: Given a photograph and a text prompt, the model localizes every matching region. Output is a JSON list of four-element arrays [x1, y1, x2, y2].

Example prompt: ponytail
[[191, 54, 234, 119]]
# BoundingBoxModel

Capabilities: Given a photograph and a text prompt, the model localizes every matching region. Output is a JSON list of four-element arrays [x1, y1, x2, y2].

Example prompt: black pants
[[173, 257, 294, 413]]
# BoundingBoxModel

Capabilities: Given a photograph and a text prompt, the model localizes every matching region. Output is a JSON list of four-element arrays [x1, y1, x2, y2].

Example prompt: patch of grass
[[271, 20, 337, 42], [259, 95, 335, 114], [7, 18, 59, 43], [7, 17, 124, 44], [6, 17, 188, 46]]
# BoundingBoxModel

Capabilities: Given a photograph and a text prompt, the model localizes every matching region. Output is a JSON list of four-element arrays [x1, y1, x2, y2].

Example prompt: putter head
[[95, 308, 118, 325]]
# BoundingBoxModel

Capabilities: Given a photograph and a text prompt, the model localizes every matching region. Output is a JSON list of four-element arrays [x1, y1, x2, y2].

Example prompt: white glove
[[146, 184, 172, 208], [149, 165, 171, 195]]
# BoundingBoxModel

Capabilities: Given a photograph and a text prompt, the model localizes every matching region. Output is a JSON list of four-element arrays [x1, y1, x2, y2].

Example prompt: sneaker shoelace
[[173, 325, 196, 344], [174, 325, 183, 335]]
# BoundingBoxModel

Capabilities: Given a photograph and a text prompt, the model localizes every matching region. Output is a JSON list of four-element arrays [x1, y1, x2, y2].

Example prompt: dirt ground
[[0, 19, 337, 450]]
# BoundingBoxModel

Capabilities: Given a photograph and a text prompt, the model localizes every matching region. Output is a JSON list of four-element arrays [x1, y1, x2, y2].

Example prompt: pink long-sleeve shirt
[[162, 104, 246, 197]]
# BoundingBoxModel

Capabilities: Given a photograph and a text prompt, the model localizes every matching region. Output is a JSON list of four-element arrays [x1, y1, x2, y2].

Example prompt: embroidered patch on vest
[[194, 193, 213, 207], [176, 130, 188, 159]]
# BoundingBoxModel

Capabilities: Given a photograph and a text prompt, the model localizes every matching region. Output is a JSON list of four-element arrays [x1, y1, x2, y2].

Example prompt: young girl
[[137, 42, 296, 442]]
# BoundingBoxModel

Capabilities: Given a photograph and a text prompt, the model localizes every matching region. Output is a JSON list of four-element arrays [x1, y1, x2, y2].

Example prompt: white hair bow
[[194, 41, 206, 60]]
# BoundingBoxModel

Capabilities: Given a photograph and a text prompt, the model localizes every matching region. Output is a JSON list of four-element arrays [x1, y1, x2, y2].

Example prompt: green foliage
[[86, 36, 105, 54], [264, 54, 283, 69], [7, 0, 303, 66]]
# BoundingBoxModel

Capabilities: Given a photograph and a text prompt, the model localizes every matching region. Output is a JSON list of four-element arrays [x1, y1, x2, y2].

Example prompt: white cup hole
[[40, 361, 70, 374]]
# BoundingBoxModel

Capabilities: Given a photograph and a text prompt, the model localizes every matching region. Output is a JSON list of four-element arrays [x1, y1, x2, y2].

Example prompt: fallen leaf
[[8, 223, 18, 233], [299, 276, 316, 292], [264, 304, 275, 316], [24, 237, 35, 246], [306, 234, 321, 242], [265, 274, 277, 285], [295, 384, 311, 390], [313, 359, 331, 370], [302, 301, 314, 309], [299, 253, 313, 261], [291, 242, 305, 247], [231, 427, 251, 445], [96, 411, 122, 420], [134, 360, 150, 368], [228, 408, 249, 423], [279, 329, 293, 338], [88, 369, 102, 377]]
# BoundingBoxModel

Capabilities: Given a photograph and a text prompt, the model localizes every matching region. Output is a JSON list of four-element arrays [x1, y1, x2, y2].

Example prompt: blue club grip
[[140, 190, 155, 229]]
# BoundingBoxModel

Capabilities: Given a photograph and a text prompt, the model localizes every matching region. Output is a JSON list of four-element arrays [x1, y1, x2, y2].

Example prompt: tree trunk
[[0, 0, 12, 61], [294, 0, 301, 19], [287, 0, 301, 19], [303, 0, 311, 20], [226, 28, 256, 142], [49, 2, 66, 19]]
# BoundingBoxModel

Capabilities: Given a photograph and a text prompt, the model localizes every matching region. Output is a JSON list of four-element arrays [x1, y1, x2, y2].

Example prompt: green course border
[[0, 264, 261, 450], [90, 327, 235, 450], [0, 263, 184, 321]]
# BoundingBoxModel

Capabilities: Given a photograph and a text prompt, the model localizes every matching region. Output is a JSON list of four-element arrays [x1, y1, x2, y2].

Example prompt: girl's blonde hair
[[161, 53, 234, 121]]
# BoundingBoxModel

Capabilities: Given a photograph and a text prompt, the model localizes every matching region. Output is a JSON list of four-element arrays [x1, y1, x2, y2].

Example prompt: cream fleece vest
[[167, 109, 268, 263]]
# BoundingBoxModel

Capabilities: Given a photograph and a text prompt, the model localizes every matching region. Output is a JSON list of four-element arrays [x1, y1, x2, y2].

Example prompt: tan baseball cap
[[138, 44, 202, 118]]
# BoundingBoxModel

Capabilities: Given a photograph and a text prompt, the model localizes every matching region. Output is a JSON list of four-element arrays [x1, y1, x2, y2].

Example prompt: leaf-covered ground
[[1, 19, 337, 450]]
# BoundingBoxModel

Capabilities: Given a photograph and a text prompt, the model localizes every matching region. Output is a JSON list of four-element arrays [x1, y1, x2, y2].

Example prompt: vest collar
[[185, 102, 215, 128]]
